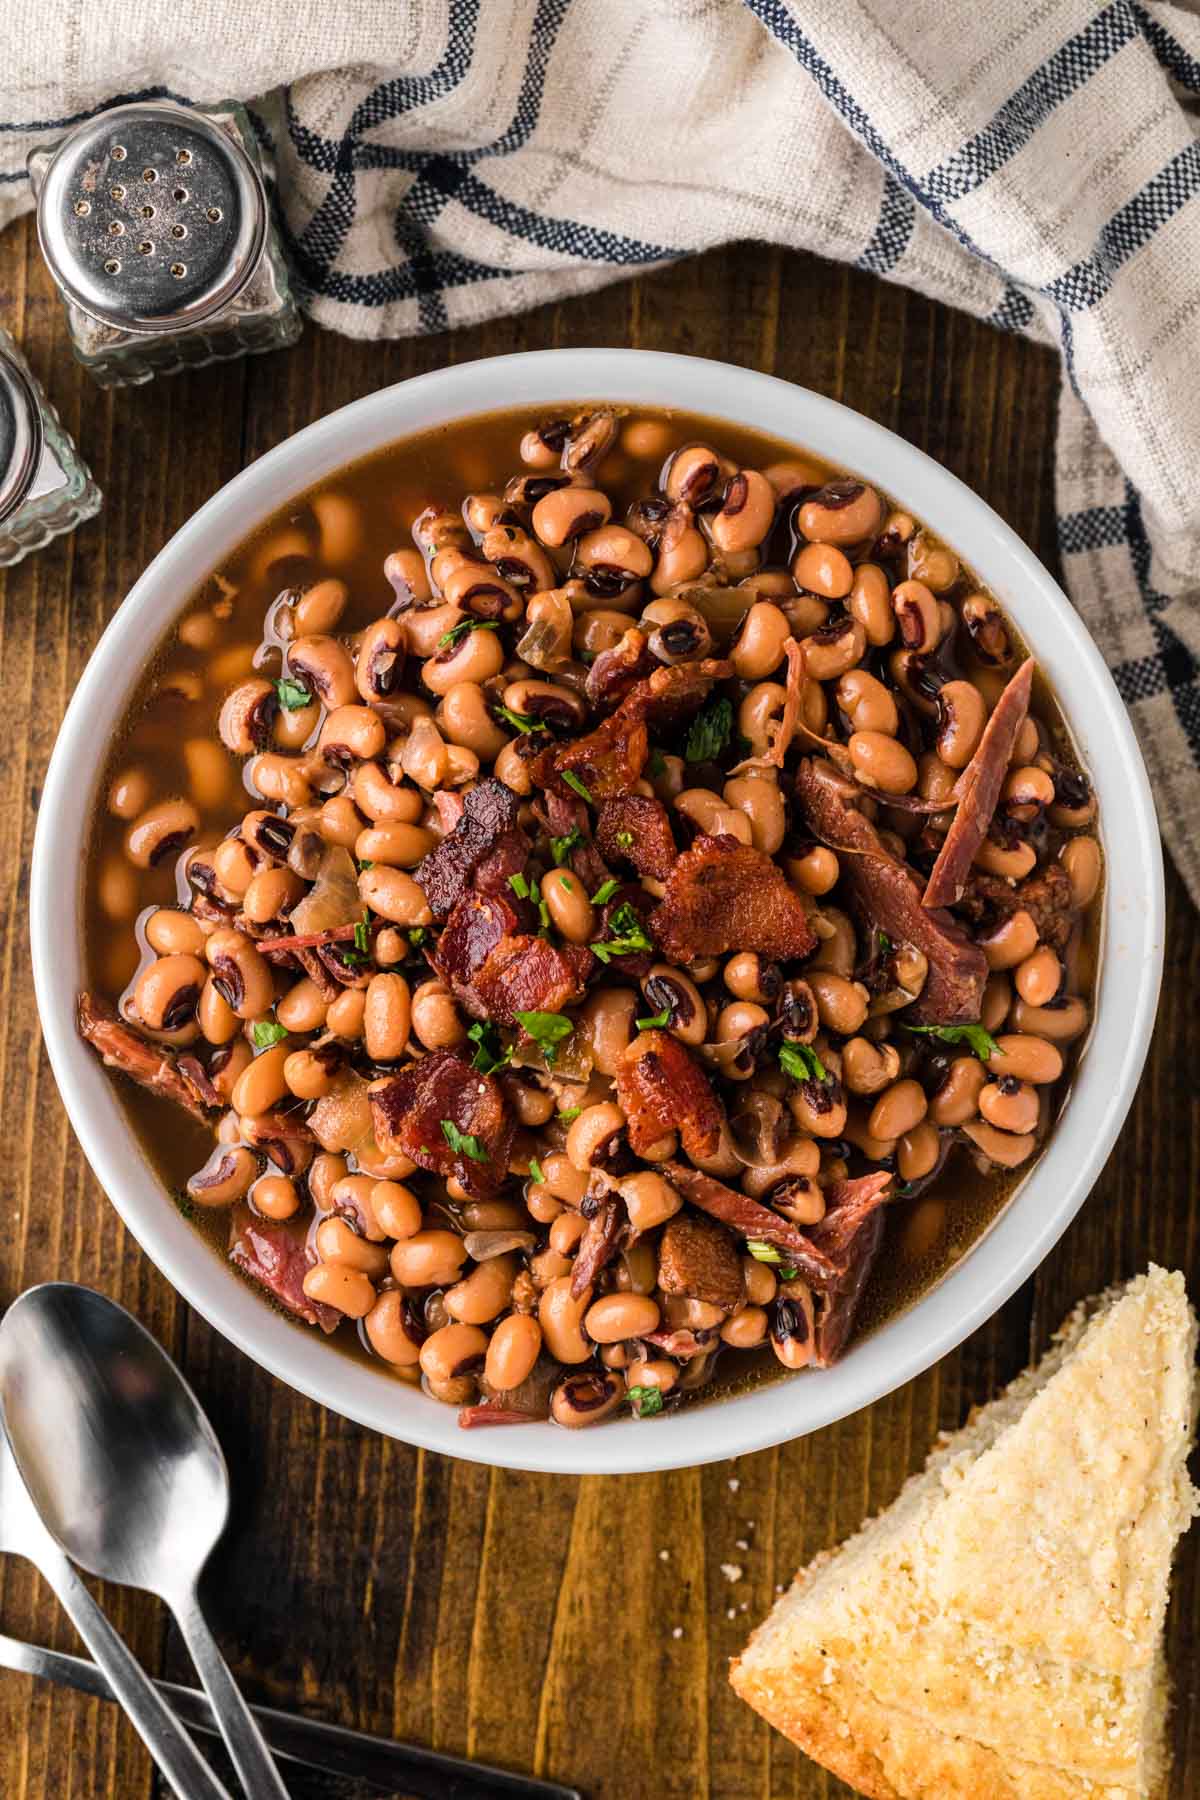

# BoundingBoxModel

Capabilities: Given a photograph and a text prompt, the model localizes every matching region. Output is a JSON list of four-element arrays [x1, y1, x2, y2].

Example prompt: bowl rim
[[32, 347, 1164, 1476]]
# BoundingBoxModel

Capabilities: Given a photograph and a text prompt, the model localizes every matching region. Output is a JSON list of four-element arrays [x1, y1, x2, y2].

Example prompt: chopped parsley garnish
[[251, 1019, 288, 1049], [441, 1120, 488, 1162], [590, 901, 652, 964], [591, 877, 620, 905], [627, 1385, 664, 1418], [467, 1020, 511, 1075], [562, 770, 593, 803], [353, 912, 370, 955], [495, 703, 539, 734], [557, 1106, 582, 1123], [685, 696, 733, 764], [903, 1022, 1001, 1061], [357, 859, 374, 872], [615, 830, 634, 849], [508, 872, 530, 899], [647, 750, 667, 779], [636, 1006, 671, 1031], [437, 618, 499, 650], [514, 1009, 573, 1065], [550, 825, 583, 865], [876, 929, 892, 959], [528, 1157, 546, 1185], [779, 1040, 828, 1084], [274, 675, 311, 711], [408, 926, 427, 948], [529, 872, 550, 930], [174, 1193, 195, 1221]]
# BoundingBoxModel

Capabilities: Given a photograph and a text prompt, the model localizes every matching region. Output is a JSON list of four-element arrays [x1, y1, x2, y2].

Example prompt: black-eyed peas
[[848, 563, 894, 647], [204, 928, 274, 1019], [1015, 945, 1061, 1007], [980, 908, 1039, 972], [868, 1078, 927, 1142], [82, 403, 1102, 1426], [538, 1276, 593, 1364], [1009, 995, 1089, 1041], [358, 865, 433, 927], [1062, 836, 1102, 908], [936, 681, 987, 768], [798, 481, 884, 546], [961, 1118, 1035, 1169], [550, 1370, 625, 1428], [315, 1217, 390, 1279], [231, 1041, 291, 1116], [928, 1055, 987, 1126], [792, 540, 852, 600], [187, 1144, 258, 1206], [800, 615, 867, 682], [847, 730, 917, 795], [543, 869, 596, 944], [125, 797, 200, 869]]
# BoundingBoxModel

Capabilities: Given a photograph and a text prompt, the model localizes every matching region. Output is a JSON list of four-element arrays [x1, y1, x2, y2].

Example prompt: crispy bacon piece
[[569, 1194, 624, 1299], [534, 704, 649, 801], [413, 778, 529, 919], [663, 1164, 844, 1289], [585, 627, 655, 710], [431, 891, 593, 1022], [535, 659, 733, 800], [959, 860, 1075, 952], [77, 993, 214, 1121], [650, 835, 817, 965], [433, 789, 465, 833], [596, 794, 678, 880], [228, 1207, 339, 1333], [370, 1049, 514, 1199], [795, 759, 987, 1024], [468, 935, 594, 1026], [657, 1212, 743, 1310], [923, 658, 1034, 908], [616, 1031, 723, 1160]]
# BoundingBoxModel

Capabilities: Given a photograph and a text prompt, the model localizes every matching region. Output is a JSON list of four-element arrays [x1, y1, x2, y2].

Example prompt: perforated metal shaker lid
[[35, 101, 267, 335], [0, 349, 42, 524]]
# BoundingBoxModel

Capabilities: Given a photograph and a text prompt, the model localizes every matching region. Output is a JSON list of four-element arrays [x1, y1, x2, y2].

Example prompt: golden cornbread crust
[[730, 1268, 1198, 1800]]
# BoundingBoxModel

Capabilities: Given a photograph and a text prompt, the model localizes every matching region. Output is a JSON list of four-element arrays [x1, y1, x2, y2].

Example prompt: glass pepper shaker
[[0, 328, 101, 567], [28, 99, 301, 388]]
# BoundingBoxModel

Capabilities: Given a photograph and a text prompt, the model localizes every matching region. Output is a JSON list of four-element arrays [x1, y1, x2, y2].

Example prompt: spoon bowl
[[0, 1283, 288, 1799]]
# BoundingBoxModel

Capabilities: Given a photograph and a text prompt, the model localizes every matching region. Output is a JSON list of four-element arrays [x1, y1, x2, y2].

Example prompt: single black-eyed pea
[[961, 1118, 1035, 1169], [543, 869, 596, 944], [723, 772, 786, 854], [187, 1144, 258, 1206], [125, 797, 200, 870], [792, 540, 853, 599], [363, 973, 412, 1062], [936, 680, 987, 769], [928, 1055, 987, 1125], [848, 563, 894, 646], [798, 481, 883, 546], [730, 602, 790, 681]]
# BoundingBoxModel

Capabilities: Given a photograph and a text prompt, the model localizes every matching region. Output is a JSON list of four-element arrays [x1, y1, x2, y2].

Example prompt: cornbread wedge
[[731, 1267, 1198, 1798]]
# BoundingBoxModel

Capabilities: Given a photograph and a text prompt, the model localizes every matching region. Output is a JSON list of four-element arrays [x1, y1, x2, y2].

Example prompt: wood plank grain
[[1, 211, 1191, 1800]]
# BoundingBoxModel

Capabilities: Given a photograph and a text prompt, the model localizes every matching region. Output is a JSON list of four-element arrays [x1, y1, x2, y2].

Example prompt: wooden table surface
[[0, 217, 1195, 1800]]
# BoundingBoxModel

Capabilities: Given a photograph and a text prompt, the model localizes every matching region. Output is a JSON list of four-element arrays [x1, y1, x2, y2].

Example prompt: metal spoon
[[0, 1284, 290, 1800], [0, 1427, 232, 1800]]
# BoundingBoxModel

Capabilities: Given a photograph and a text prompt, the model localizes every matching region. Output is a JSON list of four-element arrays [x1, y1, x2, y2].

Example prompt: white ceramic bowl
[[32, 350, 1163, 1475]]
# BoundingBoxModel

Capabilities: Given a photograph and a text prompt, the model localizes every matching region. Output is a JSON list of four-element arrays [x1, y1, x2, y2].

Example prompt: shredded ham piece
[[253, 923, 359, 954], [923, 657, 1035, 908], [663, 1164, 845, 1289], [569, 1193, 624, 1299], [77, 993, 214, 1120]]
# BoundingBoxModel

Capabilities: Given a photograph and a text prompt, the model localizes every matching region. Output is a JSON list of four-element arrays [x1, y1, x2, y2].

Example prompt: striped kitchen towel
[[5, 0, 1200, 900]]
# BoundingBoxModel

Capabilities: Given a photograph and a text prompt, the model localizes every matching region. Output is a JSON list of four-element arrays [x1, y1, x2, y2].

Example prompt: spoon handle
[[39, 1554, 233, 1800], [175, 1597, 290, 1800]]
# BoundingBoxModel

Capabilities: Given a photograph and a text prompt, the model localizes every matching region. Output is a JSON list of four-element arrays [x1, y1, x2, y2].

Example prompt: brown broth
[[82, 402, 1100, 1403]]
